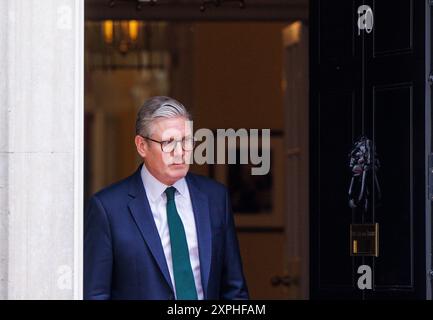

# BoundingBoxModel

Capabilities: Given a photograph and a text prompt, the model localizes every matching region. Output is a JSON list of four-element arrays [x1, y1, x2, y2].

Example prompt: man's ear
[[135, 135, 147, 158]]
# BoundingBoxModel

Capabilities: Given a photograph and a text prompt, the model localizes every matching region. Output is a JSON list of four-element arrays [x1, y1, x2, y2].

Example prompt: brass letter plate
[[350, 223, 379, 257]]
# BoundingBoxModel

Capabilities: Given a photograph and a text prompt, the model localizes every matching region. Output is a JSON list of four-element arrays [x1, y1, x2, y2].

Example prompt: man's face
[[135, 116, 193, 186]]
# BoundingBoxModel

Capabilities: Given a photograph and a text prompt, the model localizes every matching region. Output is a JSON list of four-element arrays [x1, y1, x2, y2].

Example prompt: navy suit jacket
[[84, 165, 249, 300]]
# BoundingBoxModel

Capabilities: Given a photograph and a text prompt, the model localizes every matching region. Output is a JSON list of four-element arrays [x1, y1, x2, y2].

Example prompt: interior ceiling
[[85, 0, 309, 21]]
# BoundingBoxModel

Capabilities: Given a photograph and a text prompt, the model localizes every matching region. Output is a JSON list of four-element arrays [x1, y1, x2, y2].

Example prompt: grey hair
[[135, 96, 192, 137]]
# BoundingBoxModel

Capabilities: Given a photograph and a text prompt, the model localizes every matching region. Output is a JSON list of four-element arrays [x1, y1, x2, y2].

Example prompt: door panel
[[373, 1, 413, 56], [317, 91, 356, 289], [318, 0, 356, 64], [373, 84, 413, 289], [364, 0, 427, 299], [310, 0, 362, 299]]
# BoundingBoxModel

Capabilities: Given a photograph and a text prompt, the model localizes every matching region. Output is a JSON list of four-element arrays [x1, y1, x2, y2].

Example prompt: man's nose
[[173, 140, 184, 156]]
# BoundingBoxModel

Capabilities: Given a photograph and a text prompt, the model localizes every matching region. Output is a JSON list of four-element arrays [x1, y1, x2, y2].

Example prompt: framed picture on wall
[[211, 132, 285, 229]]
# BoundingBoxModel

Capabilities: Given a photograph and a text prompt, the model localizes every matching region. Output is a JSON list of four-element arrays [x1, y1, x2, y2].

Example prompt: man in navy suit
[[84, 96, 249, 300]]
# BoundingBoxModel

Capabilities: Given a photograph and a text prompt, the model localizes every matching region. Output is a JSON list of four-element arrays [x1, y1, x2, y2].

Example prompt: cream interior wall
[[192, 22, 286, 130]]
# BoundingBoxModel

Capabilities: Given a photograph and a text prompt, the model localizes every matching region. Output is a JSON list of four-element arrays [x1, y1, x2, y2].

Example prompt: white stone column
[[0, 0, 84, 299], [0, 0, 9, 301]]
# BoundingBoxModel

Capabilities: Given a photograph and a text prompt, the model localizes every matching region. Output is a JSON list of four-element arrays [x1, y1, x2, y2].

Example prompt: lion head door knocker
[[348, 136, 381, 212]]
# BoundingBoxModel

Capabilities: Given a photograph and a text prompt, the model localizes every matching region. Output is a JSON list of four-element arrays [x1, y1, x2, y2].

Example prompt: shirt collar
[[140, 163, 187, 202]]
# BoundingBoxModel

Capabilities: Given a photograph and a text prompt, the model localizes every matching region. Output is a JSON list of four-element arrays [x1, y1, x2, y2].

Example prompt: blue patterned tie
[[165, 186, 198, 300]]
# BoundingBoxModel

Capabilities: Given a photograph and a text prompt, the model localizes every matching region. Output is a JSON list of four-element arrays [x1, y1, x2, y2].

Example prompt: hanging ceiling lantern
[[128, 20, 139, 42], [103, 20, 114, 45]]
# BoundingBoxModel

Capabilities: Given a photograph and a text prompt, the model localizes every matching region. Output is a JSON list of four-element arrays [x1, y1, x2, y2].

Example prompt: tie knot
[[165, 186, 176, 201]]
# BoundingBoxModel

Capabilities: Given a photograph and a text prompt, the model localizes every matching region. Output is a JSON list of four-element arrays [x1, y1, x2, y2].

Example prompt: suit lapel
[[127, 167, 174, 293], [186, 174, 212, 299]]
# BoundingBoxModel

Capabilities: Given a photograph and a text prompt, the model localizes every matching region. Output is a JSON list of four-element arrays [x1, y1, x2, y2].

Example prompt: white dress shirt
[[140, 164, 204, 300]]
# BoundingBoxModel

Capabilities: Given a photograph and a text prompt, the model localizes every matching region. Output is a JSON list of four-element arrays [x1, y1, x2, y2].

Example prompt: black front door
[[310, 0, 432, 299]]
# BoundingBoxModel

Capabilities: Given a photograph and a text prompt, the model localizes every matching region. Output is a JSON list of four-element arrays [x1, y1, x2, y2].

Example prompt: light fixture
[[101, 20, 142, 54], [128, 20, 139, 42], [86, 20, 171, 70], [103, 20, 114, 45]]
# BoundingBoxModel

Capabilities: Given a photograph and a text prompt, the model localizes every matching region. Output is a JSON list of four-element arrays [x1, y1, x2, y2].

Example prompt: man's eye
[[163, 139, 175, 146]]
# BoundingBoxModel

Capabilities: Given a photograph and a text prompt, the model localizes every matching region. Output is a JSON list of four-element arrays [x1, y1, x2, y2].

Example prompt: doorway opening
[[84, 0, 310, 299]]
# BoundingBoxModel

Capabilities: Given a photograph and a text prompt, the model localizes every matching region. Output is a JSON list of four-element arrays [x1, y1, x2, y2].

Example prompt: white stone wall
[[0, 0, 9, 301], [0, 0, 83, 299]]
